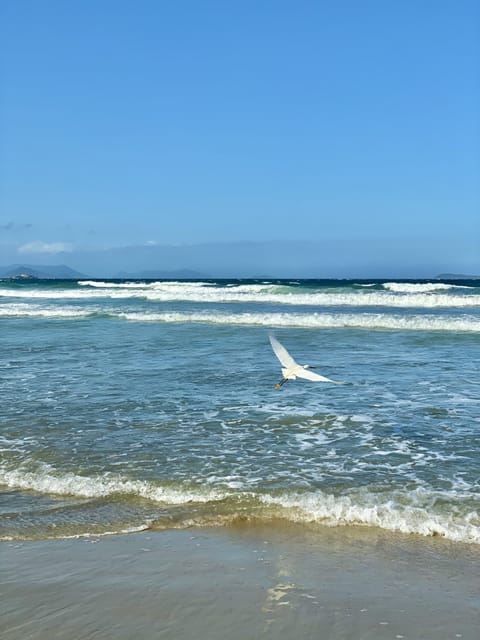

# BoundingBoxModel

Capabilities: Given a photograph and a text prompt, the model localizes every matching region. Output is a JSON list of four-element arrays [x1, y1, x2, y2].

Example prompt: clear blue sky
[[1, 0, 479, 276]]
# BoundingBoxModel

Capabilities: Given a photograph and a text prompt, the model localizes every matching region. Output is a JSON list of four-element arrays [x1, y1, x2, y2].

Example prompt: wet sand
[[1, 523, 479, 639]]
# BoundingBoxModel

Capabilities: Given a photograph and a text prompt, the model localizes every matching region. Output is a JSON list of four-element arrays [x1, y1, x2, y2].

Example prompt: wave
[[259, 488, 480, 544], [0, 287, 138, 300], [143, 291, 480, 308], [80, 280, 477, 292], [383, 282, 472, 293], [1, 305, 479, 332], [79, 280, 148, 288], [0, 303, 91, 318], [78, 280, 211, 289], [113, 310, 480, 332], [2, 466, 479, 544], [0, 466, 226, 504], [0, 523, 152, 542], [2, 282, 479, 308]]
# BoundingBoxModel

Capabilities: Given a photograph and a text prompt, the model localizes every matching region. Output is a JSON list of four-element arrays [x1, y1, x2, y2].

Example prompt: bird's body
[[269, 334, 338, 389]]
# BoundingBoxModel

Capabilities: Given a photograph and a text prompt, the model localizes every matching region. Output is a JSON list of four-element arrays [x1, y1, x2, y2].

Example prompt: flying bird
[[269, 334, 339, 390]]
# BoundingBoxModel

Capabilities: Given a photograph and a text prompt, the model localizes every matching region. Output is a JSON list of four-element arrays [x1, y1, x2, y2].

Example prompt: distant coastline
[[0, 264, 87, 280], [1, 263, 479, 281], [435, 273, 480, 280]]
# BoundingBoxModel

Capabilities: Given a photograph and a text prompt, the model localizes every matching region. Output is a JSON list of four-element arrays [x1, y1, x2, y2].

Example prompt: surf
[[2, 465, 479, 544]]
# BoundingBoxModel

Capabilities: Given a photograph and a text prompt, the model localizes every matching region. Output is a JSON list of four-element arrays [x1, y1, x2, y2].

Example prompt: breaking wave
[[0, 303, 91, 318], [2, 465, 479, 544], [383, 282, 473, 293], [0, 466, 226, 504], [108, 310, 480, 332], [1, 281, 479, 308], [1, 304, 479, 332], [259, 489, 480, 544]]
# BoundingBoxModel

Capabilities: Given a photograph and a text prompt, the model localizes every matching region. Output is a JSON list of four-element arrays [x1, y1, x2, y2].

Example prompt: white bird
[[269, 334, 339, 390]]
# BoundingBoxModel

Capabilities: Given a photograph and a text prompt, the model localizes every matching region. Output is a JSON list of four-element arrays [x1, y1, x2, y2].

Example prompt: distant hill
[[436, 273, 480, 280], [0, 264, 88, 279]]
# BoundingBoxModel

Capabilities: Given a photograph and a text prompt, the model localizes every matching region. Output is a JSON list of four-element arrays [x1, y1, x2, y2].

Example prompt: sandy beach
[[1, 523, 478, 640]]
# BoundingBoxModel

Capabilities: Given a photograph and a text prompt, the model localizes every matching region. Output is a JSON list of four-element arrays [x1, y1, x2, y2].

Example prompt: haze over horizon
[[1, 241, 478, 280], [1, 1, 479, 277]]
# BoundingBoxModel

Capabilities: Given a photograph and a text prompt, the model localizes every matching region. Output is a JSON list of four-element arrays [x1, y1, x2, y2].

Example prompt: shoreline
[[2, 523, 478, 639]]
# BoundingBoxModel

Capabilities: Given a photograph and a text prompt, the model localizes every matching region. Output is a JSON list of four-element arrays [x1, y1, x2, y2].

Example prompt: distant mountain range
[[1, 263, 479, 281], [2, 238, 479, 279], [0, 264, 88, 279], [0, 264, 209, 280], [435, 273, 480, 279]]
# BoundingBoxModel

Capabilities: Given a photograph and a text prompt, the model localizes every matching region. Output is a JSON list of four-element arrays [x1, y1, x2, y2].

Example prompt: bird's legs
[[274, 378, 288, 390]]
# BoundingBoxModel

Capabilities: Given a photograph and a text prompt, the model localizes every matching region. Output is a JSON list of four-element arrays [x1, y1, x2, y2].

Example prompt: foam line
[[1, 282, 479, 307], [2, 466, 479, 544], [1, 305, 479, 331]]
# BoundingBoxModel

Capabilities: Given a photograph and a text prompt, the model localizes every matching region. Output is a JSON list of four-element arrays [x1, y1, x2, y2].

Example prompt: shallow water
[[1, 278, 479, 542], [2, 526, 479, 640]]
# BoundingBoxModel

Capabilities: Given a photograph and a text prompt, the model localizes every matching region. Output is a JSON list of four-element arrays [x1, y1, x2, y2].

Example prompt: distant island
[[435, 273, 480, 280], [1, 263, 479, 281], [0, 264, 88, 279], [0, 264, 209, 280]]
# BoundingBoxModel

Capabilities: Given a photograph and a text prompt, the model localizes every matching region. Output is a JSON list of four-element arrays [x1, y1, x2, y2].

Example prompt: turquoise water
[[1, 278, 479, 542]]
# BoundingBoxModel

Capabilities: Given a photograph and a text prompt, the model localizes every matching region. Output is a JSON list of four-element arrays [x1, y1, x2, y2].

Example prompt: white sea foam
[[79, 280, 147, 288], [49, 524, 152, 540], [2, 303, 479, 331], [0, 523, 152, 542], [383, 282, 473, 293], [0, 303, 91, 318], [3, 465, 479, 544], [2, 298, 479, 333], [78, 280, 211, 289], [294, 432, 331, 450], [1, 282, 479, 307], [0, 466, 228, 504], [117, 310, 480, 332], [140, 288, 480, 308], [260, 488, 480, 544], [0, 288, 130, 300]]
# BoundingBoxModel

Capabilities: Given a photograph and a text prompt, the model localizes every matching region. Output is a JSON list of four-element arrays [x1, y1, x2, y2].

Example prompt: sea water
[[1, 278, 479, 543]]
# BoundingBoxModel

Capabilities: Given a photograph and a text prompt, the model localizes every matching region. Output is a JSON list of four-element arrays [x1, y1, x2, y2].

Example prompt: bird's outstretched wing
[[269, 334, 297, 368], [295, 368, 337, 383]]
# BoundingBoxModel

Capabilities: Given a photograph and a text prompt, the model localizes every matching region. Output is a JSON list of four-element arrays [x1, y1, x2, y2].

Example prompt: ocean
[[1, 278, 479, 544]]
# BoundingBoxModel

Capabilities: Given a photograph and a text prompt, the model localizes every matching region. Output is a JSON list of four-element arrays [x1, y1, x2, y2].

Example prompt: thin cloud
[[18, 241, 73, 254]]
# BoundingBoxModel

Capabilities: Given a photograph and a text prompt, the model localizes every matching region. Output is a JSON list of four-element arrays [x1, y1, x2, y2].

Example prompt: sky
[[0, 0, 479, 277]]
